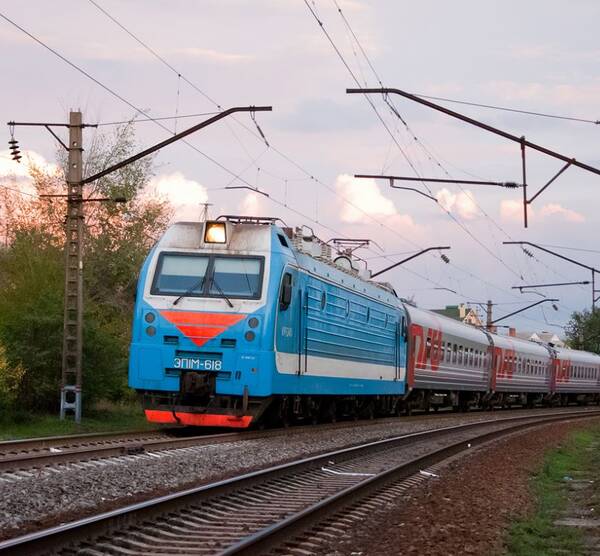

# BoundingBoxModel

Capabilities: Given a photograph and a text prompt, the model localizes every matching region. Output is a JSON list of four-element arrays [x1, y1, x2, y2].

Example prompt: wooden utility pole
[[8, 104, 271, 423], [60, 111, 84, 422]]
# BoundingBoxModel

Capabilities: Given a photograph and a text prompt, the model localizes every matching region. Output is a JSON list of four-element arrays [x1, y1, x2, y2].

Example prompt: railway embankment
[[0, 409, 589, 543], [323, 419, 600, 556]]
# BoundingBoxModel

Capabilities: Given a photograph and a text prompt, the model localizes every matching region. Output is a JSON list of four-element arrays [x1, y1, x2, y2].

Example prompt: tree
[[0, 122, 171, 412], [564, 308, 600, 354]]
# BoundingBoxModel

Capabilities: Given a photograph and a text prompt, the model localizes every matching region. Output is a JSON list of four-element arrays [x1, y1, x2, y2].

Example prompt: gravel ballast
[[322, 418, 600, 556], [0, 408, 596, 539]]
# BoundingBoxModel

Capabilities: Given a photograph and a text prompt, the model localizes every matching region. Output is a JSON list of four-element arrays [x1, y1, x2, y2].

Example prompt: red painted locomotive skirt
[[145, 409, 253, 428]]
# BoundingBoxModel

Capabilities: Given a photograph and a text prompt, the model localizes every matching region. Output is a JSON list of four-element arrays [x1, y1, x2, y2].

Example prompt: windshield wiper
[[210, 276, 234, 308], [173, 275, 206, 306]]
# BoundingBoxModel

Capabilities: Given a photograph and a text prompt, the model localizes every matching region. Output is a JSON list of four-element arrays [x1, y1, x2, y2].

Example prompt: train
[[128, 215, 600, 428]]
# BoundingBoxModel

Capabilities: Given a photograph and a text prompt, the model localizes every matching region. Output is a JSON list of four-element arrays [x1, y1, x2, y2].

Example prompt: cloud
[[500, 199, 522, 221], [148, 172, 208, 221], [0, 150, 60, 179], [335, 174, 396, 223], [500, 199, 584, 223], [539, 203, 585, 223], [171, 47, 252, 63], [436, 188, 479, 220]]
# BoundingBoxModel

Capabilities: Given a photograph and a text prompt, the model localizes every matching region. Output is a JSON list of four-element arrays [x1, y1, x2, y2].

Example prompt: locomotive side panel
[[273, 260, 408, 396]]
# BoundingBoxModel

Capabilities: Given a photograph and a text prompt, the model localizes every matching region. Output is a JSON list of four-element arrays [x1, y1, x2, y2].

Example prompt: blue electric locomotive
[[129, 216, 408, 427]]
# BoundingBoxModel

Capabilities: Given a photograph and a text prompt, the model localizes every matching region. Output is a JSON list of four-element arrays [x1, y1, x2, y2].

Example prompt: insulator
[[440, 254, 450, 264]]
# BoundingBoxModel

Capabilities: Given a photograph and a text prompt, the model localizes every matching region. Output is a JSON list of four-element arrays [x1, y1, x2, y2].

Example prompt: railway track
[[1, 408, 598, 556], [0, 428, 243, 474], [0, 407, 572, 476]]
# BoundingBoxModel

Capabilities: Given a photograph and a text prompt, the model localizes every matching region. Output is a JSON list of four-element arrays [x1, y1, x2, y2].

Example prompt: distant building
[[514, 330, 565, 347], [432, 304, 483, 327]]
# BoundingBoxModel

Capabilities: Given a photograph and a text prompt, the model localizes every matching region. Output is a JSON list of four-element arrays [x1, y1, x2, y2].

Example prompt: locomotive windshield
[[151, 252, 264, 299]]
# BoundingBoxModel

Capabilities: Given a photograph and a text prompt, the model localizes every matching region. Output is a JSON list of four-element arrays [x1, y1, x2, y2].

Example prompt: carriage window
[[452, 344, 458, 364], [426, 337, 432, 359]]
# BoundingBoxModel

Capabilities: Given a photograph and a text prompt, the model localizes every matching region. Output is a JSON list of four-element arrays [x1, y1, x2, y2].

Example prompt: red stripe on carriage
[[145, 409, 253, 428]]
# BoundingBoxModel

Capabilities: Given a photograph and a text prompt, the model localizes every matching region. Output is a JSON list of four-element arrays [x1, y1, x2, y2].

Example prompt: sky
[[0, 0, 599, 334]]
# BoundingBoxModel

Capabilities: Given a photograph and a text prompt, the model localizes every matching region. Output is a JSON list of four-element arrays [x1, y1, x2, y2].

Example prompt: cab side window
[[279, 272, 293, 310]]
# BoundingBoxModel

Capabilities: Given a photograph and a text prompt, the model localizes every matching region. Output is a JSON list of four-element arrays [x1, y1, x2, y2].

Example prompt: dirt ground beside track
[[324, 418, 600, 556]]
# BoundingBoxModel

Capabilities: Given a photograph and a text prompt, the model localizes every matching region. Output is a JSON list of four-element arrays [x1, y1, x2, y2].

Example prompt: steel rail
[[0, 411, 486, 473], [0, 429, 166, 453], [226, 411, 600, 555], [1, 408, 598, 555]]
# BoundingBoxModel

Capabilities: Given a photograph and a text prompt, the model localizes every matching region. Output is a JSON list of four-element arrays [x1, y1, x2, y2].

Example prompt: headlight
[[248, 317, 259, 329], [145, 312, 156, 323], [146, 326, 156, 336], [204, 221, 226, 244]]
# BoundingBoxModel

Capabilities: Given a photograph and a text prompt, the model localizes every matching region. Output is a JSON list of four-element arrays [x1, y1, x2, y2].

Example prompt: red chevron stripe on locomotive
[[160, 310, 246, 346]]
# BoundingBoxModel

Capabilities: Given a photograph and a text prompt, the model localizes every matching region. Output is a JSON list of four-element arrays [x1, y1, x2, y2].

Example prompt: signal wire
[[329, 0, 589, 294], [87, 0, 582, 311], [1, 8, 580, 315]]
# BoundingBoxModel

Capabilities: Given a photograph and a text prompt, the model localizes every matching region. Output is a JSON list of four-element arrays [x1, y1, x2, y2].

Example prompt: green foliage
[[505, 428, 600, 555], [0, 230, 64, 411], [0, 401, 156, 440], [0, 123, 170, 416], [565, 308, 600, 353], [0, 341, 25, 414]]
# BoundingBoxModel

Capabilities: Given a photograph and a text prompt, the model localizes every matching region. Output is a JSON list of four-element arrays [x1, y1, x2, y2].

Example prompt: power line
[[537, 243, 600, 255], [96, 111, 220, 126], [86, 0, 429, 254], [4, 7, 582, 319], [413, 93, 600, 125], [329, 1, 590, 295], [321, 0, 525, 280], [0, 183, 38, 197], [0, 8, 463, 298], [0, 10, 270, 195]]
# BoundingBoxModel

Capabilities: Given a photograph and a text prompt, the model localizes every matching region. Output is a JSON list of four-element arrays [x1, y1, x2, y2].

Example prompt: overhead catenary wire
[[329, 0, 589, 295], [85, 0, 428, 254], [1, 7, 582, 321], [0, 8, 466, 298], [0, 183, 38, 197], [82, 1, 585, 312], [317, 0, 525, 281], [96, 111, 221, 127], [412, 93, 600, 126]]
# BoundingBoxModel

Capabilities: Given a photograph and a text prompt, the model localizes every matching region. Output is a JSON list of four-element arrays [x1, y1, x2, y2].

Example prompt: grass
[[505, 427, 600, 555], [0, 400, 157, 440]]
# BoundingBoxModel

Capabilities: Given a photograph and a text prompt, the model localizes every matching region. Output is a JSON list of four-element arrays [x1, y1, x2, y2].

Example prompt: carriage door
[[276, 268, 303, 375]]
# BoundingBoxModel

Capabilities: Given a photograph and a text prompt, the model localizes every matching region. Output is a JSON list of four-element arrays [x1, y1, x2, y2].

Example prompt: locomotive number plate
[[173, 356, 222, 371]]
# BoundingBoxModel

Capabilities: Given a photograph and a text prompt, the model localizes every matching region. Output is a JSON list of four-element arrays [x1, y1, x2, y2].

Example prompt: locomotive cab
[[129, 216, 293, 427]]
